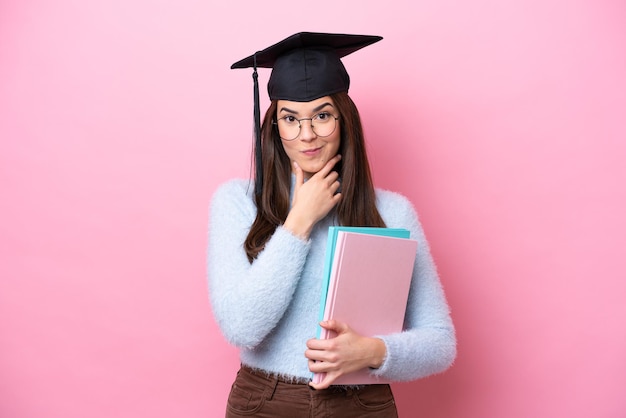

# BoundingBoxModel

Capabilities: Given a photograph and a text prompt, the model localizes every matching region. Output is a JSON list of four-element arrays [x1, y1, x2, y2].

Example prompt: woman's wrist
[[283, 213, 314, 240], [368, 337, 387, 369]]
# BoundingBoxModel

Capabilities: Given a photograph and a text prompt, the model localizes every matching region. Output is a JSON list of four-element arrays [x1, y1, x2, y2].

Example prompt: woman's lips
[[302, 147, 322, 156]]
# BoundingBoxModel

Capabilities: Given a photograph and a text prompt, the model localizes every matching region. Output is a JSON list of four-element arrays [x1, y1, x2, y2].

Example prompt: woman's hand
[[283, 154, 342, 239], [305, 320, 387, 390]]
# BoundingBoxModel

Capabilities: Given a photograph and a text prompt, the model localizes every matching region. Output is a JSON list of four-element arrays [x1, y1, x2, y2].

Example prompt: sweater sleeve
[[370, 191, 457, 381], [207, 180, 311, 349]]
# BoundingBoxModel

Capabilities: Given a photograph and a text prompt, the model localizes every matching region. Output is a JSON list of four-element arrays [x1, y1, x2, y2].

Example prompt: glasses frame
[[273, 114, 340, 141]]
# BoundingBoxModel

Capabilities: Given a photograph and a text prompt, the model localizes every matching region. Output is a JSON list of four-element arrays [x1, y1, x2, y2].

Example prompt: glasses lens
[[311, 113, 336, 137], [277, 117, 300, 141]]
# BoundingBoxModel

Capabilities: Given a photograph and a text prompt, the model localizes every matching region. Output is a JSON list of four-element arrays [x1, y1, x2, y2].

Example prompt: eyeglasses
[[273, 112, 340, 141]]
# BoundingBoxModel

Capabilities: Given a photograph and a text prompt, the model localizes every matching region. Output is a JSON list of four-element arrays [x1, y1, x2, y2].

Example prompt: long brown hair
[[244, 92, 385, 262]]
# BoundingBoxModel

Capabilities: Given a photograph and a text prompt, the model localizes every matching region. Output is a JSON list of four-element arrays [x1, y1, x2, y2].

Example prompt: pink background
[[1, 1, 625, 417]]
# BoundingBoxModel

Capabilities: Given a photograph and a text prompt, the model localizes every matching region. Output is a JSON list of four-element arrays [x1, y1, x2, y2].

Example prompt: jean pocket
[[352, 385, 397, 412], [226, 381, 266, 416]]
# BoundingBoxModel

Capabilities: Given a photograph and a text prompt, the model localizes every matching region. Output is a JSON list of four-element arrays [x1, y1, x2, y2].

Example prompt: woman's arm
[[305, 191, 456, 386], [208, 157, 343, 350], [208, 180, 311, 349]]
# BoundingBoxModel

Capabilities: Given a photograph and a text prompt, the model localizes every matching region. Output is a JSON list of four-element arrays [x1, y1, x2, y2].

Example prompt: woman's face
[[276, 96, 341, 179]]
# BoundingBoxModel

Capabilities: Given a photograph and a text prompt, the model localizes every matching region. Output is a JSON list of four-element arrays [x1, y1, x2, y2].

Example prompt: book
[[312, 228, 418, 385], [316, 226, 411, 339]]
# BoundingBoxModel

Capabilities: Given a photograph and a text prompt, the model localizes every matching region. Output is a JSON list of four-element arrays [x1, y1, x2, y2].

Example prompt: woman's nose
[[298, 120, 317, 141]]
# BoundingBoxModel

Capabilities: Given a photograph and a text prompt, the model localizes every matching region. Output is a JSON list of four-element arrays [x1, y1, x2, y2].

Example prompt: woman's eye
[[283, 116, 297, 123], [316, 112, 330, 121]]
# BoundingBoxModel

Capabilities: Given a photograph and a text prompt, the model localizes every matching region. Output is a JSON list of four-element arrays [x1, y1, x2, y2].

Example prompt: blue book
[[316, 226, 411, 339]]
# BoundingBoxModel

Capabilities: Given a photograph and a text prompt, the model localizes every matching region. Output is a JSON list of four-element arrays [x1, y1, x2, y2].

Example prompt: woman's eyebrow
[[313, 102, 334, 113], [278, 102, 334, 115], [278, 106, 298, 115]]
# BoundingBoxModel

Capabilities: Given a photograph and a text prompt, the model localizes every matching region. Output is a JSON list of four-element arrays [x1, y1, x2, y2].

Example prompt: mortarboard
[[231, 32, 383, 195]]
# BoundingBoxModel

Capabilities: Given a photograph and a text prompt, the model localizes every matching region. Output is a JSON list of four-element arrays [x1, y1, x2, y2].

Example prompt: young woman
[[208, 32, 456, 418]]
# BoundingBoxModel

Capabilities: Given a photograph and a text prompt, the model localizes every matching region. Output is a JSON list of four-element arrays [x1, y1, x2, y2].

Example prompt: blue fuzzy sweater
[[207, 179, 456, 382]]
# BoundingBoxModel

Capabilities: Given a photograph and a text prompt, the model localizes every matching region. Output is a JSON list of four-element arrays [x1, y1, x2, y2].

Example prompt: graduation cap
[[231, 32, 383, 195]]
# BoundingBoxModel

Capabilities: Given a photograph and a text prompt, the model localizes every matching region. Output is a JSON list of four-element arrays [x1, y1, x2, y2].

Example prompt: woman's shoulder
[[210, 178, 256, 211], [375, 187, 414, 210], [212, 178, 253, 198], [374, 187, 420, 228]]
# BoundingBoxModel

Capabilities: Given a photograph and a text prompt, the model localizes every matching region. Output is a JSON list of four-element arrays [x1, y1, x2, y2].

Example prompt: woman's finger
[[314, 154, 341, 179], [293, 161, 304, 189]]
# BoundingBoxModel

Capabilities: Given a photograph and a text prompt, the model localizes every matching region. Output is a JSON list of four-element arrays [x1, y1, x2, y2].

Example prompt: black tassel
[[252, 53, 262, 196]]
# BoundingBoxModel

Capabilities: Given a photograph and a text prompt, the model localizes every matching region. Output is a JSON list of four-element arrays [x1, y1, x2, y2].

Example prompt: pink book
[[313, 231, 418, 385]]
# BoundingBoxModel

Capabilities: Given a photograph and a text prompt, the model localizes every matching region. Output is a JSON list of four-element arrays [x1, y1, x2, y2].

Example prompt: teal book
[[315, 226, 411, 339]]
